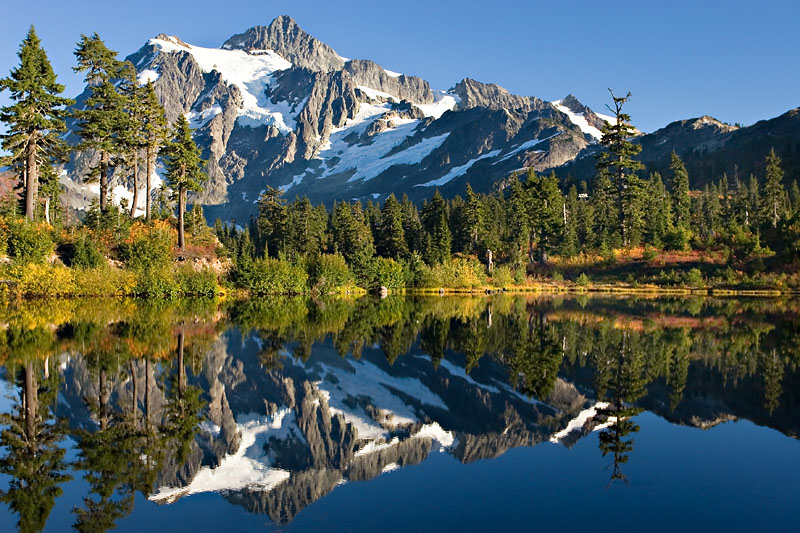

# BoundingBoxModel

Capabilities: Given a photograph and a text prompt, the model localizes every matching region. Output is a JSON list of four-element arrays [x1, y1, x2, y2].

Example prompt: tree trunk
[[145, 357, 151, 430], [25, 361, 37, 443], [25, 136, 38, 220], [100, 151, 109, 212], [178, 184, 186, 250], [145, 145, 153, 220], [44, 197, 51, 225], [130, 150, 139, 218], [130, 359, 138, 426], [177, 329, 185, 399], [99, 368, 109, 431]]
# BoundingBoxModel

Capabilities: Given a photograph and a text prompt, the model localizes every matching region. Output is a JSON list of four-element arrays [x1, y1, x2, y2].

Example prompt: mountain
[[59, 15, 800, 221], [555, 108, 800, 187], [60, 15, 607, 220]]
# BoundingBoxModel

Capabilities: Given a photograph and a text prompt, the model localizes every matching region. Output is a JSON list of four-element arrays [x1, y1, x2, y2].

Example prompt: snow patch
[[137, 69, 159, 85], [552, 99, 603, 139], [150, 37, 294, 132], [186, 104, 222, 129], [549, 401, 610, 443], [412, 422, 455, 448], [417, 149, 501, 187], [149, 409, 294, 503], [383, 68, 402, 78], [416, 91, 460, 120]]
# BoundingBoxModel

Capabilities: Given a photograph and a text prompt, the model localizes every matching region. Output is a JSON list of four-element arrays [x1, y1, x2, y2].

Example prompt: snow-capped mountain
[[62, 15, 606, 219]]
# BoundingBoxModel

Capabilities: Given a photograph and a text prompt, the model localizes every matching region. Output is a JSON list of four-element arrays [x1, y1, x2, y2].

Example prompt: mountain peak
[[222, 16, 344, 72]]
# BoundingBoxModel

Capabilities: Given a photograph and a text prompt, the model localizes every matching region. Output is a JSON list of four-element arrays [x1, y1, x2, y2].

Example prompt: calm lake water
[[0, 295, 798, 532]]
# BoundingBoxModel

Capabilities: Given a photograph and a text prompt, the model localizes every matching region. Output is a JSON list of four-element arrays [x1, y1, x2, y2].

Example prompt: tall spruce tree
[[669, 152, 691, 230], [463, 183, 485, 254], [73, 33, 127, 213], [0, 26, 73, 220], [761, 148, 785, 228], [377, 193, 408, 259], [140, 82, 168, 220], [644, 172, 672, 246], [119, 62, 147, 217], [422, 190, 452, 264], [561, 185, 579, 257], [596, 90, 644, 246], [162, 114, 206, 251]]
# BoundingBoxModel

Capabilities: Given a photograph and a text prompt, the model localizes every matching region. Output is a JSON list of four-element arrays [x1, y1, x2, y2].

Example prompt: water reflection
[[0, 295, 798, 530]]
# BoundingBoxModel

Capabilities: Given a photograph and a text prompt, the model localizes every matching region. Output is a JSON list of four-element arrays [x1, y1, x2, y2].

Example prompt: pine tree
[[576, 181, 595, 249], [644, 172, 672, 246], [560, 185, 579, 257], [596, 90, 644, 246], [422, 190, 451, 264], [73, 33, 127, 213], [592, 168, 619, 250], [0, 26, 73, 220], [761, 148, 785, 228], [377, 193, 408, 259], [463, 183, 485, 254], [118, 62, 147, 218], [140, 82, 168, 220], [161, 114, 206, 251], [669, 152, 691, 230], [256, 185, 288, 257]]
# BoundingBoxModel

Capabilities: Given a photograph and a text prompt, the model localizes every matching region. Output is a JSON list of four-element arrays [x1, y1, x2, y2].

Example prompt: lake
[[0, 294, 798, 532]]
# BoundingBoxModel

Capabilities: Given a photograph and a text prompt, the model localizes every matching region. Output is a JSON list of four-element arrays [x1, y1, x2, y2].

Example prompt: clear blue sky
[[1, 0, 797, 133]]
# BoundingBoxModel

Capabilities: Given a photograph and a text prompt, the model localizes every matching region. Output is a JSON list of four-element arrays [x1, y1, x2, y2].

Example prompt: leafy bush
[[4, 263, 75, 297], [576, 273, 590, 287], [367, 257, 406, 289], [175, 267, 219, 297], [418, 258, 485, 289], [235, 257, 308, 294], [642, 246, 658, 261], [513, 266, 526, 286], [551, 271, 564, 282], [492, 265, 514, 288], [73, 267, 136, 296], [307, 253, 355, 293], [60, 232, 104, 268], [7, 219, 54, 263], [133, 267, 181, 299], [120, 221, 175, 271], [684, 268, 705, 288]]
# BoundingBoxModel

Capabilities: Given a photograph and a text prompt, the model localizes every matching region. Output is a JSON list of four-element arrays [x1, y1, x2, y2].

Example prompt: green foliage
[[60, 232, 104, 268], [367, 257, 407, 289], [576, 273, 590, 286], [663, 226, 691, 251], [492, 265, 514, 288], [235, 257, 308, 295], [418, 257, 486, 289], [684, 268, 705, 288], [307, 253, 355, 293], [7, 219, 54, 263], [119, 221, 174, 271]]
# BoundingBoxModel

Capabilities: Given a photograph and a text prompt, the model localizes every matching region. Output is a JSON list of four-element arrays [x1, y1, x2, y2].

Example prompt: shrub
[[642, 246, 658, 261], [134, 267, 181, 299], [7, 219, 54, 263], [551, 271, 564, 282], [513, 266, 526, 286], [5, 263, 75, 297], [419, 258, 486, 289], [663, 227, 691, 251], [60, 232, 104, 268], [175, 267, 218, 297], [236, 257, 308, 294], [307, 253, 355, 293], [576, 273, 590, 287], [367, 257, 406, 289], [73, 267, 137, 296], [684, 268, 705, 288], [492, 265, 514, 288], [120, 221, 175, 271]]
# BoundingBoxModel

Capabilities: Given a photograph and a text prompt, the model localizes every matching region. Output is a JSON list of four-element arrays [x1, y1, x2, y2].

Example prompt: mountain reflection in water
[[0, 294, 798, 531]]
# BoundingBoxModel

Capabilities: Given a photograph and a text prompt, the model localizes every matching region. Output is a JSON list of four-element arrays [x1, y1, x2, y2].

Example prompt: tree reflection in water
[[0, 295, 796, 530]]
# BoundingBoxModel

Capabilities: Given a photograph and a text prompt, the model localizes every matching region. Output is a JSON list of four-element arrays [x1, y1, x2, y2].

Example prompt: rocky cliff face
[[60, 15, 611, 220]]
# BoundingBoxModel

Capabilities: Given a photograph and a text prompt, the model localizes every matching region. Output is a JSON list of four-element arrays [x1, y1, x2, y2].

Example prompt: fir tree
[[422, 190, 452, 264], [576, 181, 595, 249], [377, 193, 408, 259], [256, 185, 288, 257], [560, 185, 579, 257], [0, 26, 73, 220], [73, 33, 127, 213], [592, 168, 619, 250], [140, 82, 168, 220], [669, 152, 691, 230], [463, 183, 485, 254], [596, 90, 644, 246], [761, 148, 785, 228], [644, 172, 672, 246], [161, 114, 206, 251]]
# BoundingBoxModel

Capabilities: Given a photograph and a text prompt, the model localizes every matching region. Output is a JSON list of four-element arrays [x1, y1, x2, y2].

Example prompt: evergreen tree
[[0, 26, 73, 220], [576, 181, 595, 250], [161, 114, 206, 251], [377, 193, 408, 259], [73, 33, 127, 213], [560, 185, 579, 257], [140, 82, 168, 220], [669, 152, 691, 230], [422, 190, 451, 264], [644, 172, 672, 246], [118, 62, 147, 218], [463, 183, 485, 254], [256, 186, 288, 257], [596, 90, 644, 246], [591, 168, 619, 250], [400, 194, 424, 254], [761, 148, 785, 228]]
